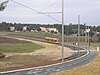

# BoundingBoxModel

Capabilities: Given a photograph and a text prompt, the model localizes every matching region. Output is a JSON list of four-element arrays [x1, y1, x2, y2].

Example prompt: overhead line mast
[[10, 0, 65, 62], [61, 0, 64, 62]]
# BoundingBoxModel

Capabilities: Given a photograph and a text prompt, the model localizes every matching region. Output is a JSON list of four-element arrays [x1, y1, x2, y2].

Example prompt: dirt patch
[[0, 36, 73, 72], [0, 37, 28, 43]]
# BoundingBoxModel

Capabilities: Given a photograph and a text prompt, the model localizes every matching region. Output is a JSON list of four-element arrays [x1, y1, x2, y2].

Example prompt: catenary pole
[[61, 0, 64, 62], [78, 15, 80, 53]]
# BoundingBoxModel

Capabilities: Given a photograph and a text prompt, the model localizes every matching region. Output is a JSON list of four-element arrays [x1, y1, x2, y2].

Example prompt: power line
[[40, 0, 59, 12], [10, 0, 39, 13], [10, 0, 61, 23], [66, 17, 77, 23], [47, 15, 61, 23]]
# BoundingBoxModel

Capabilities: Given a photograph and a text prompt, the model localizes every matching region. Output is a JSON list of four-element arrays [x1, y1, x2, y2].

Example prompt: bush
[[98, 37, 100, 42], [0, 53, 5, 58]]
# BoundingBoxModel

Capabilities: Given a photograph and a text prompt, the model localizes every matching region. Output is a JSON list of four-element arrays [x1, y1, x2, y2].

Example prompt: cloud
[[0, 0, 100, 25]]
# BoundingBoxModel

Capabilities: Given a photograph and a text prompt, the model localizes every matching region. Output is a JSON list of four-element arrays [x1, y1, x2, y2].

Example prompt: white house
[[47, 28, 59, 33], [39, 27, 59, 33], [23, 26, 28, 32], [39, 27, 48, 32], [9, 27, 15, 32]]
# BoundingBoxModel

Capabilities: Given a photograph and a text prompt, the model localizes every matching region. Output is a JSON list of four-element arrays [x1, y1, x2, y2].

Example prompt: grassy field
[[0, 36, 44, 53], [0, 55, 55, 69], [1, 32, 60, 38], [0, 35, 57, 70], [0, 35, 62, 70], [1, 32, 98, 42], [0, 43, 44, 53], [66, 42, 100, 50], [0, 32, 100, 73]]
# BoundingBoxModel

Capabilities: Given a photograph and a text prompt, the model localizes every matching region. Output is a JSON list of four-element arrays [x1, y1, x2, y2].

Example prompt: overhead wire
[[39, 0, 59, 12], [10, 0, 61, 23], [66, 17, 77, 23]]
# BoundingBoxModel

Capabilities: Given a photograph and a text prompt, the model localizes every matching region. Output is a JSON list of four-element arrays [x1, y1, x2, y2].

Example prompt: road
[[0, 36, 99, 75]]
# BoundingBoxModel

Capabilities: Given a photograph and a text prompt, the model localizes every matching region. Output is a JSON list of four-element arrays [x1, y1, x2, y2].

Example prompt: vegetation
[[3, 32, 60, 38], [0, 55, 55, 70], [54, 54, 100, 75], [0, 53, 5, 58], [54, 42, 100, 75], [0, 22, 100, 36], [0, 43, 44, 53], [0, 37, 44, 53], [0, 0, 9, 11]]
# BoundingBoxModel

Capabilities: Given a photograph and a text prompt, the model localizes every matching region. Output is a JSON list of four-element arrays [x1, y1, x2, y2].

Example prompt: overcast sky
[[0, 0, 100, 26]]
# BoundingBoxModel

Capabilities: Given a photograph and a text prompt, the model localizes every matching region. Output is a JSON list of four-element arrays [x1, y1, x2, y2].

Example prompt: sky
[[0, 0, 100, 26]]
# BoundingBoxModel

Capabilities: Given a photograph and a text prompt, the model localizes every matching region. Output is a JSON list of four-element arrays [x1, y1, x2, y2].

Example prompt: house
[[23, 26, 28, 32], [9, 27, 15, 32], [39, 27, 48, 32], [39, 27, 59, 33]]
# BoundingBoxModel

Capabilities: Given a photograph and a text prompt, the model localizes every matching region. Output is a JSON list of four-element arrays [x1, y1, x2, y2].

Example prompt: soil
[[0, 37, 28, 43]]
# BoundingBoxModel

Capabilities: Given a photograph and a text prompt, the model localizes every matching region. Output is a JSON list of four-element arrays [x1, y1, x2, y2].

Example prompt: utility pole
[[37, 0, 64, 62], [67, 31, 68, 44], [87, 26, 90, 49], [85, 24, 90, 51], [78, 15, 80, 53], [81, 30, 84, 42], [85, 24, 87, 51], [61, 0, 64, 62]]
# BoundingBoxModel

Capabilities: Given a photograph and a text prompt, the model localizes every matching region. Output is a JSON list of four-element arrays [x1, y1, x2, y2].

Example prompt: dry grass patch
[[54, 53, 100, 75], [0, 55, 56, 69]]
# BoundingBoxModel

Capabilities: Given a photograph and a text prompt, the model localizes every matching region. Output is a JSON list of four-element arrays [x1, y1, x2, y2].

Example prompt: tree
[[0, 0, 9, 11], [98, 36, 100, 42]]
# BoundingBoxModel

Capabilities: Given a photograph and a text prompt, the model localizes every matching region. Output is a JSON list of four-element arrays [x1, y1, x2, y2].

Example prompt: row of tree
[[0, 22, 100, 36]]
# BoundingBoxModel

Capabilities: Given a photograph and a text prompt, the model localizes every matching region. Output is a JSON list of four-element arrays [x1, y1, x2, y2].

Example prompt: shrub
[[0, 53, 5, 58]]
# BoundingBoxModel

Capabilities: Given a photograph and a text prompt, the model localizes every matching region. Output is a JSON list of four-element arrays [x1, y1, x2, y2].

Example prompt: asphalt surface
[[0, 36, 99, 75]]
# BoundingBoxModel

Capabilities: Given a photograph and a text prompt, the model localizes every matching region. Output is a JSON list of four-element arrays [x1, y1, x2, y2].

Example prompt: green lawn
[[0, 42, 44, 53], [2, 32, 61, 38]]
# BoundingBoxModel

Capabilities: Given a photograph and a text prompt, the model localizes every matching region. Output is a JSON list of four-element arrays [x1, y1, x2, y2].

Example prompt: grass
[[65, 42, 100, 50], [0, 32, 100, 72], [54, 42, 100, 75], [1, 32, 61, 38], [0, 43, 44, 53], [0, 55, 54, 64], [0, 55, 55, 69], [54, 54, 100, 75]]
